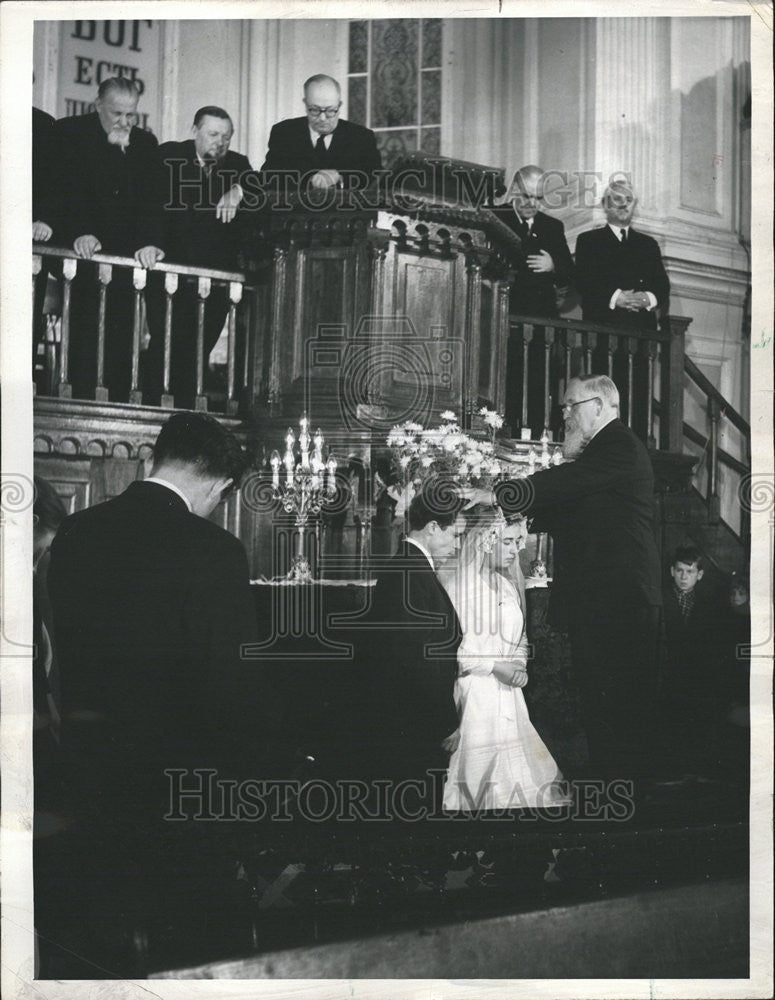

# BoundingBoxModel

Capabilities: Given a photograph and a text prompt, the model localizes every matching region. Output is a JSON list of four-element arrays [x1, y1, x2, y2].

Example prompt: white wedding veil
[[440, 504, 528, 613]]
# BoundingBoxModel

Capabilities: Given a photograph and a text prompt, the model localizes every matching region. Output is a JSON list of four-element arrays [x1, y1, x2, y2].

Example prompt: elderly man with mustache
[[465, 374, 663, 785], [53, 76, 165, 401]]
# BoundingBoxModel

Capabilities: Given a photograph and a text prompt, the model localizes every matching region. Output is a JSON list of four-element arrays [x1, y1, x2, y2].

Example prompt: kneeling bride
[[440, 506, 568, 811]]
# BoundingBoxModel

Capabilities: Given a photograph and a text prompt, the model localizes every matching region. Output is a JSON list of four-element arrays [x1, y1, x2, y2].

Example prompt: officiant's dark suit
[[496, 391, 662, 778], [368, 534, 462, 781], [261, 117, 382, 190]]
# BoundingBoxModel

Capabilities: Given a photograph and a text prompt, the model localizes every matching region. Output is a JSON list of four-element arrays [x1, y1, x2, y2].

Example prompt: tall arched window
[[347, 19, 442, 168]]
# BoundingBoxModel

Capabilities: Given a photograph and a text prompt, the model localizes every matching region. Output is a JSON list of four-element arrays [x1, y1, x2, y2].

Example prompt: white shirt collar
[[608, 223, 630, 239], [405, 536, 434, 570], [309, 127, 334, 149], [144, 477, 193, 512]]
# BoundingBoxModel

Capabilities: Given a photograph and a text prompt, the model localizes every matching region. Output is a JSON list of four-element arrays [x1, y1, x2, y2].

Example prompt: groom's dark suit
[[368, 540, 461, 778], [496, 419, 662, 777]]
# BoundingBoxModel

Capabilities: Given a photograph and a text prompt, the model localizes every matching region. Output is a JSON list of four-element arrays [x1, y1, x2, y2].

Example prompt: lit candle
[[270, 450, 281, 489], [326, 454, 337, 493], [552, 448, 563, 466], [299, 413, 310, 468]]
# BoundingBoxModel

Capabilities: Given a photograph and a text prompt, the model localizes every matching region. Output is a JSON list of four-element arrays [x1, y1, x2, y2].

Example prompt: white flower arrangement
[[386, 411, 505, 513]]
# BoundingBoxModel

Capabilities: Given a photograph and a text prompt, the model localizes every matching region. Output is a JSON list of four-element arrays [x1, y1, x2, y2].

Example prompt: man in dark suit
[[54, 77, 165, 401], [575, 179, 670, 331], [493, 165, 575, 434], [46, 413, 257, 970], [494, 165, 574, 319], [261, 74, 382, 199], [33, 106, 57, 386], [367, 489, 465, 785], [149, 106, 255, 406], [469, 374, 663, 780]]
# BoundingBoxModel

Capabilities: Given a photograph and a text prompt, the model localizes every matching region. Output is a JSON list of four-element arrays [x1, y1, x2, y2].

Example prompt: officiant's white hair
[[572, 373, 620, 410]]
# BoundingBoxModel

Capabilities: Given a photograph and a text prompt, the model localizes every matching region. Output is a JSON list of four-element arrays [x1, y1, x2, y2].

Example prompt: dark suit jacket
[[33, 107, 56, 228], [261, 116, 382, 190], [53, 112, 165, 254], [157, 139, 254, 271], [368, 541, 461, 760], [48, 481, 258, 815], [496, 419, 662, 626], [574, 225, 670, 329], [492, 207, 574, 318]]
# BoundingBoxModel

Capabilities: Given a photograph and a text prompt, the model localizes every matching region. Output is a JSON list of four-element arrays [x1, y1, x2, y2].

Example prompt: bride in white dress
[[440, 506, 568, 811]]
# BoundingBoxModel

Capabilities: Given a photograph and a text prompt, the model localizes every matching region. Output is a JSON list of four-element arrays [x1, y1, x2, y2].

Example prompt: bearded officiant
[[466, 373, 663, 781]]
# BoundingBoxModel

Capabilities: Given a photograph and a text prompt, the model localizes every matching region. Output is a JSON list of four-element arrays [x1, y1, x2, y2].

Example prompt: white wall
[[33, 15, 751, 441]]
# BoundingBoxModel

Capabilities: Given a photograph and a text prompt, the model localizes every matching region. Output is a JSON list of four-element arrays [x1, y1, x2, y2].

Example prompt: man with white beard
[[53, 77, 165, 400], [466, 374, 663, 784]]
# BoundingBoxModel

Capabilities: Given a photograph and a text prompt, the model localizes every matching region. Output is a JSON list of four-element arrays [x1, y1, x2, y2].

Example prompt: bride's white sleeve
[[458, 637, 494, 676]]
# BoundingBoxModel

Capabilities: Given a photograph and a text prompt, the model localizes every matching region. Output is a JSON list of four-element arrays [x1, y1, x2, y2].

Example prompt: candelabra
[[270, 414, 337, 583]]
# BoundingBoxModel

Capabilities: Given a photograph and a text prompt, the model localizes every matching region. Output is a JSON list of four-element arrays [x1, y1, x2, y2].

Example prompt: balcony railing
[[33, 243, 252, 414], [506, 312, 691, 452]]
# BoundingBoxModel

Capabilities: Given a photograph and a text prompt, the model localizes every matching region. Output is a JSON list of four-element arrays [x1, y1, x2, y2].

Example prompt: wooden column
[[130, 267, 146, 405], [660, 315, 691, 452], [464, 256, 483, 426], [493, 281, 511, 414], [57, 257, 77, 399], [95, 264, 112, 403], [226, 280, 242, 416], [161, 272, 178, 409], [268, 247, 288, 411], [195, 276, 211, 411]]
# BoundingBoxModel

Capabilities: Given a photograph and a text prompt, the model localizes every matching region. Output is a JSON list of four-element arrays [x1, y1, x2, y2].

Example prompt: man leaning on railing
[[50, 76, 166, 402]]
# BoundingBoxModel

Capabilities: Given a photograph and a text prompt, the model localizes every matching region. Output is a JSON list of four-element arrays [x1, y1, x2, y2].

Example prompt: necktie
[[620, 228, 628, 244], [315, 135, 327, 166]]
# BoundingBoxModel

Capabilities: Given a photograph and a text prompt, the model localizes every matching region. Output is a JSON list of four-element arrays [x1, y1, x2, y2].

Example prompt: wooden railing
[[506, 313, 691, 452], [33, 243, 251, 414], [684, 356, 750, 531]]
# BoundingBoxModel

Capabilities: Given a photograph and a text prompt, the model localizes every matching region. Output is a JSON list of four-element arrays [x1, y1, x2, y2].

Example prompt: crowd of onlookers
[[33, 71, 673, 413]]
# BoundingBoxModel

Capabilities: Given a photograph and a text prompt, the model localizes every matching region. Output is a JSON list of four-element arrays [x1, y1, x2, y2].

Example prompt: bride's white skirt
[[443, 673, 568, 811]]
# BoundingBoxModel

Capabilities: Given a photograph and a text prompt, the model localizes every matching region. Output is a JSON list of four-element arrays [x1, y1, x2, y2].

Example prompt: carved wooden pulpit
[[248, 155, 521, 433]]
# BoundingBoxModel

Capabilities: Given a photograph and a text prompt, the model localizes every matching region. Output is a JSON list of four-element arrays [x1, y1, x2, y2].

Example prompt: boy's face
[[671, 560, 703, 592]]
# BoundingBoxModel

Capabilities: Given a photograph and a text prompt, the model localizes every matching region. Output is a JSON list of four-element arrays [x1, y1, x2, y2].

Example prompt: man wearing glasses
[[575, 178, 670, 330], [466, 374, 663, 786], [261, 74, 382, 196]]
